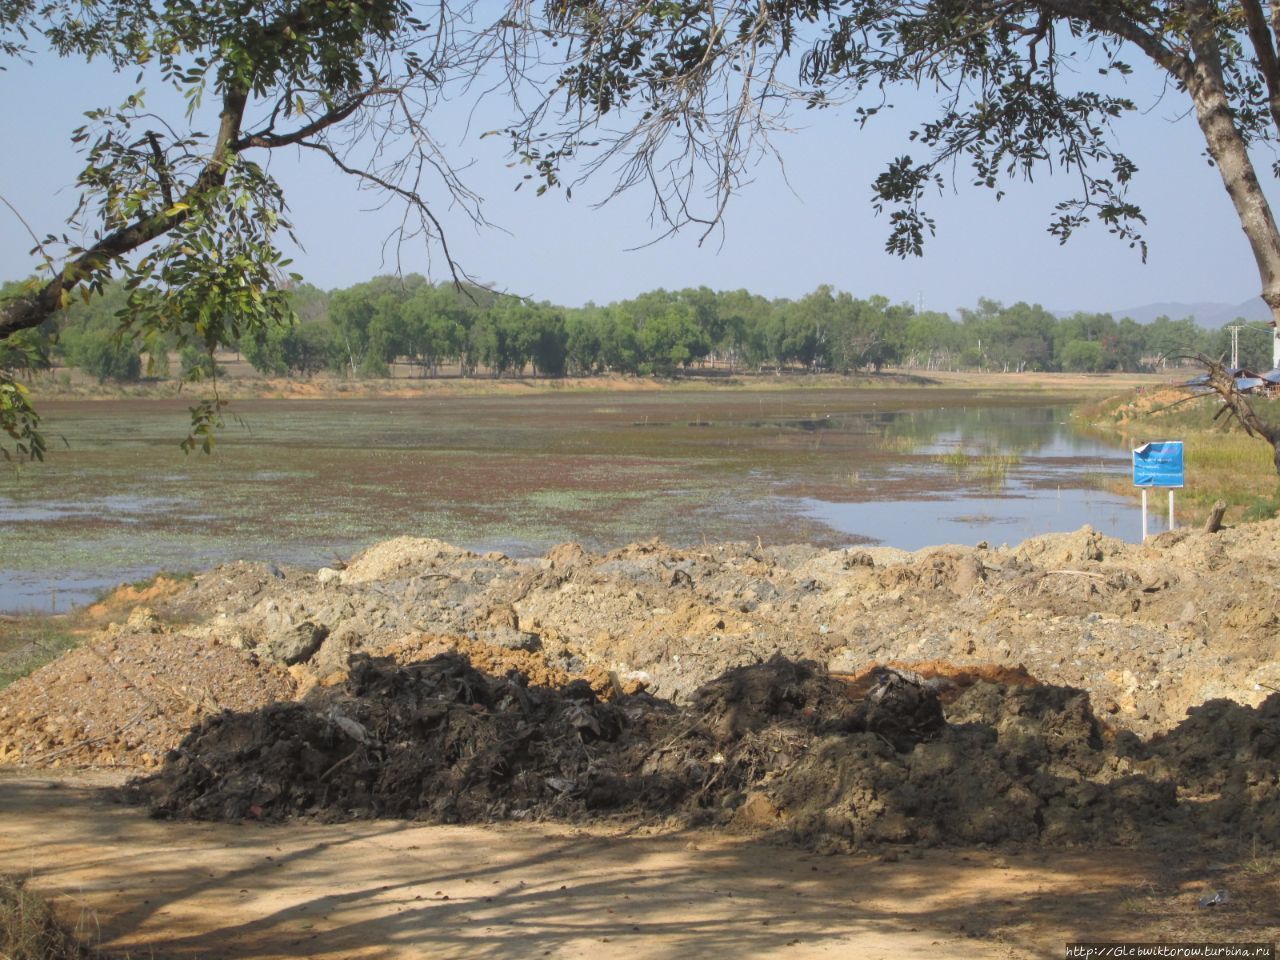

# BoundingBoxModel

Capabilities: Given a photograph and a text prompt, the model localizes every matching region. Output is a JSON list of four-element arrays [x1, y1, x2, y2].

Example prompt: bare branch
[[233, 92, 375, 150], [297, 137, 470, 289]]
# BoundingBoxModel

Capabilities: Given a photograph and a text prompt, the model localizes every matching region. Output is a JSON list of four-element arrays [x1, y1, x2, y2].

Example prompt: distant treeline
[[1, 275, 1272, 382]]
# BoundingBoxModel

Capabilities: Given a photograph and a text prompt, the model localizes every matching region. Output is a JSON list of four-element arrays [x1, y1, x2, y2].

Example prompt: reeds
[[933, 449, 1022, 488]]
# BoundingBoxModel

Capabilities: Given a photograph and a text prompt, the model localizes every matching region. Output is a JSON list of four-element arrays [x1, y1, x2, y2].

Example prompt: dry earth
[[4, 521, 1280, 955], [6, 520, 1279, 766], [1, 771, 1275, 959]]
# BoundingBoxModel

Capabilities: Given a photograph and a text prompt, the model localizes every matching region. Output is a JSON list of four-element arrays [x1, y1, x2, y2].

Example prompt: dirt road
[[3, 772, 1274, 959]]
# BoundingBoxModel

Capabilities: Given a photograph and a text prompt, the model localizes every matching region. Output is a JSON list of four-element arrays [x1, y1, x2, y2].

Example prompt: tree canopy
[[32, 273, 1251, 384]]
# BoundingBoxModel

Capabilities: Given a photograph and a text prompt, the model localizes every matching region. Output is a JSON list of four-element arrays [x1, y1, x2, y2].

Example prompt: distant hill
[[1065, 298, 1272, 327]]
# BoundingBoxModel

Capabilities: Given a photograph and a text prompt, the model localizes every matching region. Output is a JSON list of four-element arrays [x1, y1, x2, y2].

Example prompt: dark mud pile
[[131, 654, 1280, 850]]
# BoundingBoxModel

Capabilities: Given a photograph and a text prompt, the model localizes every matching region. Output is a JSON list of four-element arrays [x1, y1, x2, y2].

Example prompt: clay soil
[[5, 520, 1280, 955]]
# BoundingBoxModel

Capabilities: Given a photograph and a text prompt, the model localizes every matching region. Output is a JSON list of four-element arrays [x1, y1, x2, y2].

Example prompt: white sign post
[[1133, 441, 1185, 540]]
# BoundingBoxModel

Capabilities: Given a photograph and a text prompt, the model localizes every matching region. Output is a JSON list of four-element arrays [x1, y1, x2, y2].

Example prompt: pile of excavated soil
[[127, 519, 1280, 736], [0, 609, 296, 769], [129, 653, 1280, 851], [7, 521, 1280, 848]]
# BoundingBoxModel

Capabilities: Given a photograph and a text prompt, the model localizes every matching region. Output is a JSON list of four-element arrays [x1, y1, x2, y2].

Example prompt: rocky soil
[[4, 520, 1280, 850]]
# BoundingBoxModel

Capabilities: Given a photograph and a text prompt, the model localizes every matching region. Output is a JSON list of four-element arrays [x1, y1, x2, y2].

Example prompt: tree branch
[[0, 86, 248, 341], [1037, 0, 1192, 83], [145, 130, 174, 208], [233, 91, 374, 150], [1239, 0, 1280, 134], [297, 137, 466, 287], [1183, 352, 1280, 473]]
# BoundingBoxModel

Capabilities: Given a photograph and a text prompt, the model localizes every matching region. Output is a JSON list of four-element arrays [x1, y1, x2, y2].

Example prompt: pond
[[0, 387, 1145, 612]]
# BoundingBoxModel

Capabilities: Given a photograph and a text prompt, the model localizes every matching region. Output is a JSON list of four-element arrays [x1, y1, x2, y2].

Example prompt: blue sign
[[1133, 441, 1184, 488]]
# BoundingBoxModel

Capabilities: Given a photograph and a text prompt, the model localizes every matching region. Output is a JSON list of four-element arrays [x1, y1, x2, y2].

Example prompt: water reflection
[[797, 405, 1141, 548]]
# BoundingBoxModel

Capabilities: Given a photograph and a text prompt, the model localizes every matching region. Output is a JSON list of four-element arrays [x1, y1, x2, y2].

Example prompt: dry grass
[[22, 366, 1158, 405], [0, 874, 112, 959], [1084, 386, 1280, 521]]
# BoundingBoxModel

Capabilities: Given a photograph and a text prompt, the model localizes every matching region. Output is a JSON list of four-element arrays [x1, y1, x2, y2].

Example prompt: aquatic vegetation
[[1, 388, 1126, 609]]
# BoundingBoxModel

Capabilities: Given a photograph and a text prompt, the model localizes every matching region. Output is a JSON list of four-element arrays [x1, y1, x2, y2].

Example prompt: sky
[[0, 25, 1272, 317]]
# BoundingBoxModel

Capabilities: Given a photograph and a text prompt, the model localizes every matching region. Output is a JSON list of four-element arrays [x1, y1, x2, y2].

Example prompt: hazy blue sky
[[1, 34, 1270, 316]]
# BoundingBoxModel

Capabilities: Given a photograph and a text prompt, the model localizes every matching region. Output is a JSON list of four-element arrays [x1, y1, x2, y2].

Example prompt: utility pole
[[1227, 324, 1244, 369]]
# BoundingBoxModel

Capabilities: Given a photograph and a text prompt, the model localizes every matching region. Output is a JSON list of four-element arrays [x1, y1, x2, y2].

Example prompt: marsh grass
[[877, 434, 919, 454], [976, 453, 1020, 488], [935, 449, 972, 470], [933, 449, 1022, 488]]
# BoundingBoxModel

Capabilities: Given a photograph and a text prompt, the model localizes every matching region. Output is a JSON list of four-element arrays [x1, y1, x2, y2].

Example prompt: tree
[[528, 2, 1274, 277], [716, 289, 772, 372], [1060, 338, 1106, 373], [1145, 315, 1210, 366], [565, 308, 605, 374], [902, 310, 964, 370], [526, 305, 569, 377], [0, 0, 510, 454], [400, 286, 464, 377]]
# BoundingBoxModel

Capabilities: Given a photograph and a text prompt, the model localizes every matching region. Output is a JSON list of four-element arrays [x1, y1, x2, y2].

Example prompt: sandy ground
[[3, 772, 1275, 960]]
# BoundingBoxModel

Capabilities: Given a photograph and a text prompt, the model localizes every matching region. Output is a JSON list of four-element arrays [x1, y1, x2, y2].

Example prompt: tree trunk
[[1184, 5, 1280, 330]]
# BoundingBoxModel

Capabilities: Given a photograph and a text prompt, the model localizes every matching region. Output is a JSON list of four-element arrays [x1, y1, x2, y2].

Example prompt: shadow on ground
[[3, 775, 1276, 959]]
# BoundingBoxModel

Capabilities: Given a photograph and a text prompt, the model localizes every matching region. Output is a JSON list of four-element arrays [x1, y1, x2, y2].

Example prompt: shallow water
[[0, 389, 1147, 612]]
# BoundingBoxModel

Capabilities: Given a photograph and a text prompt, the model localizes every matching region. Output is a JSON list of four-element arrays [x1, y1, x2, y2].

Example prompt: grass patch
[[0, 874, 119, 959], [933, 449, 1021, 488], [0, 619, 83, 691], [935, 449, 972, 470], [877, 434, 919, 454], [976, 453, 1020, 487]]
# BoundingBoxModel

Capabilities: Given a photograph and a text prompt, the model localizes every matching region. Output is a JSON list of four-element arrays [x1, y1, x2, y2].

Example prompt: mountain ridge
[[1050, 297, 1270, 327]]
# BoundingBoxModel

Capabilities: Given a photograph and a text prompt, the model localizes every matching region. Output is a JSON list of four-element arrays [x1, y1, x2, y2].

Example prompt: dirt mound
[[129, 654, 1280, 850], [1139, 694, 1280, 842], [69, 520, 1280, 739], [135, 652, 654, 823], [13, 523, 1280, 851], [85, 576, 188, 619], [133, 655, 931, 830], [337, 536, 489, 584], [0, 609, 295, 769]]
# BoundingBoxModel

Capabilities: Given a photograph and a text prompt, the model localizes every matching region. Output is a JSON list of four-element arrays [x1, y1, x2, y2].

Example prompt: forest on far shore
[[1, 275, 1269, 384]]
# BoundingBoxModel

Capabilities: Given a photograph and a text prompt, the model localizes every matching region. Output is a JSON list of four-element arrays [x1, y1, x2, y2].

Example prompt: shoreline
[[23, 367, 1170, 404]]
